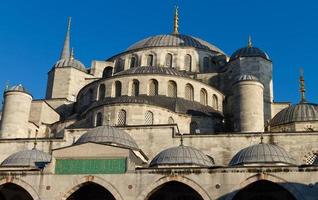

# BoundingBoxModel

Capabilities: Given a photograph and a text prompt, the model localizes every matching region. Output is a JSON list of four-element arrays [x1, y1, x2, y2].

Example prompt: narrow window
[[200, 88, 207, 105], [165, 53, 173, 68], [167, 81, 177, 97], [185, 84, 194, 101], [98, 84, 106, 100], [147, 54, 154, 66], [148, 79, 158, 96], [212, 94, 218, 110], [145, 111, 154, 125], [96, 112, 103, 127], [117, 110, 126, 125], [184, 54, 192, 71], [131, 80, 139, 96], [115, 81, 122, 97], [130, 56, 137, 68], [190, 121, 199, 134], [115, 58, 124, 72]]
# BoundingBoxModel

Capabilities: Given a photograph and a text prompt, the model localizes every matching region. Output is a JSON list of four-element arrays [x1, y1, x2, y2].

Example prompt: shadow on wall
[[217, 180, 313, 200]]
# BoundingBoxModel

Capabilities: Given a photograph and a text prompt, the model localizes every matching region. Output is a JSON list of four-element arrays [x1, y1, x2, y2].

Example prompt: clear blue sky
[[0, 0, 318, 104]]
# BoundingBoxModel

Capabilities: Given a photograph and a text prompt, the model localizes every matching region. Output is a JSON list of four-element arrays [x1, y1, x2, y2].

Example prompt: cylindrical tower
[[232, 75, 264, 132], [0, 84, 32, 138]]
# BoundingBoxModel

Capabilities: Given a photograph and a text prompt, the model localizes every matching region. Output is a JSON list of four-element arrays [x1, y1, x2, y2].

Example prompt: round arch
[[0, 177, 40, 200], [137, 176, 211, 200], [224, 173, 305, 200], [61, 176, 123, 200]]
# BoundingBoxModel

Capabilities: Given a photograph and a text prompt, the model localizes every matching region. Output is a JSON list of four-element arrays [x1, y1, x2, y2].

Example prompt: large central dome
[[126, 34, 225, 54]]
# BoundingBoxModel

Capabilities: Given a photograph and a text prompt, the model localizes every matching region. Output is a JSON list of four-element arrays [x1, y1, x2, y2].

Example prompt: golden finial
[[180, 133, 184, 146], [70, 47, 74, 60], [5, 80, 9, 91], [299, 67, 306, 103], [173, 6, 179, 35], [248, 35, 252, 48]]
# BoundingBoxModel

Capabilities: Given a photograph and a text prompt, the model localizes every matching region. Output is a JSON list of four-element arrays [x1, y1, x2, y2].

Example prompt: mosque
[[0, 7, 318, 200]]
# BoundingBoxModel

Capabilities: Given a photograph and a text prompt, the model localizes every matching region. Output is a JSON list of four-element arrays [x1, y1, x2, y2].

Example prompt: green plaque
[[55, 158, 126, 174]]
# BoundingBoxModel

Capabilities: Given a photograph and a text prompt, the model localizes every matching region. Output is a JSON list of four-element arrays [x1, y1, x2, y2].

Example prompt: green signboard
[[55, 158, 126, 174]]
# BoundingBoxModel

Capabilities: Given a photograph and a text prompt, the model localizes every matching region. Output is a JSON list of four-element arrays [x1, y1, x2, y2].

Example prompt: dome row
[[0, 126, 303, 168]]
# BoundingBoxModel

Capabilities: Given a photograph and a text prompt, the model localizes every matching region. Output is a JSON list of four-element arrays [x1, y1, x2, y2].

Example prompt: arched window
[[102, 66, 113, 78], [185, 84, 194, 101], [98, 84, 106, 100], [184, 54, 192, 71], [148, 79, 158, 96], [167, 81, 177, 97], [145, 111, 154, 125], [190, 121, 199, 134], [203, 57, 210, 71], [168, 117, 174, 124], [131, 79, 139, 96], [115, 58, 124, 73], [147, 54, 154, 66], [117, 110, 126, 125], [212, 94, 218, 110], [115, 81, 122, 97], [130, 56, 137, 68], [200, 88, 207, 105], [96, 112, 103, 127], [165, 53, 173, 68]]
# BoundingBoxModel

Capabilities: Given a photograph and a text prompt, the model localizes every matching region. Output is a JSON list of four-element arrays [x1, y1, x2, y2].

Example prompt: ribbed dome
[[230, 46, 269, 61], [126, 34, 225, 54], [75, 126, 139, 149], [270, 103, 318, 126], [149, 145, 214, 167], [115, 66, 189, 77], [229, 143, 296, 166], [54, 58, 86, 71], [1, 148, 52, 167]]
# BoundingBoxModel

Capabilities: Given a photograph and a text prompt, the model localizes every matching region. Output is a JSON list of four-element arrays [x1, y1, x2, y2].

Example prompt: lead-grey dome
[[149, 145, 214, 167], [270, 103, 318, 126], [230, 46, 269, 61], [127, 34, 225, 54], [75, 126, 139, 149], [229, 143, 296, 166], [115, 66, 189, 78], [54, 58, 86, 72], [6, 84, 28, 93], [1, 148, 52, 168]]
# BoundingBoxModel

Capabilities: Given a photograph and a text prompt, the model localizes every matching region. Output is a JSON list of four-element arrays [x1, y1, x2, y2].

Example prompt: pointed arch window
[[167, 81, 177, 97], [96, 112, 103, 127], [165, 53, 173, 68], [131, 79, 140, 96], [147, 54, 154, 66], [185, 84, 194, 101], [98, 84, 106, 100], [148, 79, 158, 96], [184, 54, 192, 71], [145, 111, 154, 125], [117, 110, 127, 126], [200, 88, 208, 105], [115, 81, 122, 97]]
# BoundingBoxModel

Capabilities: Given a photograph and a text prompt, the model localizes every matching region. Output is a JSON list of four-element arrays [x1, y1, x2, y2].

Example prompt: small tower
[[232, 75, 264, 132], [0, 84, 32, 138]]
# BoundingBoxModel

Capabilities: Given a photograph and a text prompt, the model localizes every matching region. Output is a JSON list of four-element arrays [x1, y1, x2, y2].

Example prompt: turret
[[232, 75, 264, 132], [0, 84, 32, 138]]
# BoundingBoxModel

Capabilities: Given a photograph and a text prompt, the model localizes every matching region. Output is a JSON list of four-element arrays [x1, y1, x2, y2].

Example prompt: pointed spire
[[60, 17, 71, 60], [248, 35, 253, 48], [70, 47, 74, 60], [173, 6, 179, 35], [299, 67, 306, 103]]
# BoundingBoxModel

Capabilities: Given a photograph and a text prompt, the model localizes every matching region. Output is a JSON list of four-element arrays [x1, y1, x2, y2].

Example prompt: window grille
[[117, 110, 126, 125], [145, 111, 154, 125], [185, 84, 194, 101], [167, 81, 177, 97]]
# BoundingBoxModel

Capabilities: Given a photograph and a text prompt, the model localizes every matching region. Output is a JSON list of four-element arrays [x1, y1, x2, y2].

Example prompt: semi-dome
[[115, 66, 189, 78], [229, 143, 296, 166], [54, 58, 86, 72], [270, 103, 318, 126], [149, 145, 215, 167], [126, 34, 225, 54], [1, 148, 52, 168], [75, 125, 139, 149]]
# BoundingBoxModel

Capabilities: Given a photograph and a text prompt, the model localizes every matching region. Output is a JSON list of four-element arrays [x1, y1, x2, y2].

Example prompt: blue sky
[[0, 0, 318, 104]]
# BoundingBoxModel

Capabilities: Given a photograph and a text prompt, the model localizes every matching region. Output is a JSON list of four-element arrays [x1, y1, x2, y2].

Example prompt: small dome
[[230, 46, 269, 61], [229, 143, 296, 166], [149, 145, 214, 167], [115, 66, 189, 78], [126, 34, 225, 54], [6, 84, 27, 93], [1, 148, 52, 168], [75, 126, 139, 149], [54, 58, 86, 71], [270, 103, 318, 126]]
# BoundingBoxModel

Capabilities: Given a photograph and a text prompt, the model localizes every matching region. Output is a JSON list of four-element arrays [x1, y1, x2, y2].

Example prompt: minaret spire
[[173, 6, 179, 35], [299, 68, 306, 103], [248, 35, 253, 48], [70, 47, 74, 60], [60, 17, 71, 60]]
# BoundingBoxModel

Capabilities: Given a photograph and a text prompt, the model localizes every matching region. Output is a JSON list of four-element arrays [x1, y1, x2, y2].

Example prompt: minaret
[[173, 6, 179, 35], [299, 68, 306, 103], [60, 17, 71, 60], [248, 35, 252, 48]]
